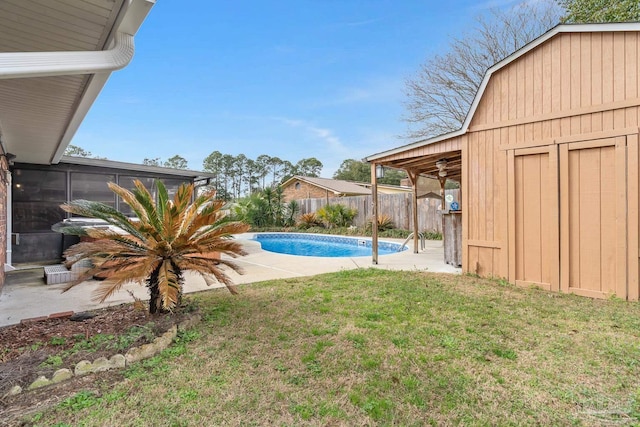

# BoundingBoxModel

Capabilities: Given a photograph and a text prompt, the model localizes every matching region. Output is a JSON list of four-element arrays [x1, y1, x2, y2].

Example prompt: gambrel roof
[[366, 22, 640, 165]]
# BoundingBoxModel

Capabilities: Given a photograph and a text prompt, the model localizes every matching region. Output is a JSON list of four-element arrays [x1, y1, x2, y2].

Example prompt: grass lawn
[[31, 269, 640, 426]]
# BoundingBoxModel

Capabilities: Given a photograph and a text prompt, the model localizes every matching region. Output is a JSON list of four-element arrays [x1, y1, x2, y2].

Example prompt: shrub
[[284, 200, 300, 227], [366, 214, 395, 232], [316, 204, 358, 229], [297, 213, 323, 229]]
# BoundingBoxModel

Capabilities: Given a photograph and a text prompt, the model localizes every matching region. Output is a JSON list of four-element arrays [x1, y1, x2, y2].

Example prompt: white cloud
[[308, 76, 404, 109], [309, 126, 350, 157], [275, 117, 349, 155]]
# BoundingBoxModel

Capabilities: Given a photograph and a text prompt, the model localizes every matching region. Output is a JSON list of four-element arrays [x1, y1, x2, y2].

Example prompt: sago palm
[[58, 180, 250, 314]]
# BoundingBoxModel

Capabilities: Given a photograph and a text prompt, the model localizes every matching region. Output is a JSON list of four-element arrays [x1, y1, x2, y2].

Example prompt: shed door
[[559, 137, 627, 299], [508, 146, 559, 291]]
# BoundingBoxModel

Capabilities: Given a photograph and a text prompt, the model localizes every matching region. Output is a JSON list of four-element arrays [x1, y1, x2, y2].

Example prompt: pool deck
[[0, 233, 461, 327]]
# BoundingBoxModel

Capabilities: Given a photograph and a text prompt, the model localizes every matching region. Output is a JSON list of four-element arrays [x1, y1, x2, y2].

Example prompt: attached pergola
[[366, 135, 462, 263]]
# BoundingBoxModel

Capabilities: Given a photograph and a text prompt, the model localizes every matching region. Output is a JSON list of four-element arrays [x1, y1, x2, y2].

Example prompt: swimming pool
[[252, 233, 406, 257]]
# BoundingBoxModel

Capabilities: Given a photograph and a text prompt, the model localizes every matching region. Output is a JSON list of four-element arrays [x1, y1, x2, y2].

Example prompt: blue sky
[[74, 0, 530, 176]]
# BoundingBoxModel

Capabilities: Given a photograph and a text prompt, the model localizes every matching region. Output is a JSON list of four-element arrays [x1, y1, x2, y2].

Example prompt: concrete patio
[[0, 234, 460, 327]]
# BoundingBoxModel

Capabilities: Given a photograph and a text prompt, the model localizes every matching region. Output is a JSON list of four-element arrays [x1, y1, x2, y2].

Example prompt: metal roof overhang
[[0, 0, 155, 165], [59, 156, 217, 181]]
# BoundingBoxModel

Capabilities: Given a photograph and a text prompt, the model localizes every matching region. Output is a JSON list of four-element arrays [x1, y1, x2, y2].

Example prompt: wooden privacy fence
[[296, 189, 460, 233]]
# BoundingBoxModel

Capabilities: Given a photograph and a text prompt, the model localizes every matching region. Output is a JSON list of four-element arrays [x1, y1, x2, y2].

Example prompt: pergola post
[[408, 170, 419, 253], [371, 163, 379, 265], [438, 176, 447, 247]]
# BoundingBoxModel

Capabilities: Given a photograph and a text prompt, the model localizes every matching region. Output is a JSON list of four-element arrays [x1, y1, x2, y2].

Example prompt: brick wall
[[0, 156, 7, 291], [282, 179, 330, 202]]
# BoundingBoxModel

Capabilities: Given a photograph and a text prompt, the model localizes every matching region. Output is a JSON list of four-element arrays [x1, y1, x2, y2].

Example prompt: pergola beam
[[408, 170, 419, 253]]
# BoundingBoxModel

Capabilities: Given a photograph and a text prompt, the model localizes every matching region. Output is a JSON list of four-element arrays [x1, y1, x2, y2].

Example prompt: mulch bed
[[0, 303, 191, 424]]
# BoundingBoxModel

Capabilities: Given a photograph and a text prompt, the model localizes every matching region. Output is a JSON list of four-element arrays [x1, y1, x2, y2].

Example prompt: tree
[[232, 154, 248, 199], [333, 159, 407, 185], [164, 155, 188, 169], [558, 0, 640, 23], [58, 180, 250, 314], [203, 151, 225, 194], [64, 145, 106, 159], [64, 145, 93, 157], [143, 158, 162, 167], [245, 158, 259, 194], [279, 160, 296, 184], [333, 159, 371, 182], [295, 157, 323, 177], [378, 169, 408, 186], [255, 155, 271, 190], [403, 1, 561, 139], [267, 156, 284, 187], [221, 154, 235, 200]]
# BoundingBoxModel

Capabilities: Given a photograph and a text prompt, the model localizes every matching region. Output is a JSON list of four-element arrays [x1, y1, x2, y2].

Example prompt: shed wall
[[463, 31, 640, 299]]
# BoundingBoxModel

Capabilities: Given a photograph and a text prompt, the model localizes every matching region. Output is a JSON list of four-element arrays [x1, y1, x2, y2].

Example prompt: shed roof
[[365, 22, 640, 177], [282, 176, 370, 196]]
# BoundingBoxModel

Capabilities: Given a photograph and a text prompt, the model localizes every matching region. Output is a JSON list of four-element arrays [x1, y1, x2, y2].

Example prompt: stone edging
[[5, 314, 201, 397]]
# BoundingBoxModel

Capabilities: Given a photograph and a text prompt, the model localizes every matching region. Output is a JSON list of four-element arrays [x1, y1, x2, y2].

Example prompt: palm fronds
[[60, 180, 250, 313]]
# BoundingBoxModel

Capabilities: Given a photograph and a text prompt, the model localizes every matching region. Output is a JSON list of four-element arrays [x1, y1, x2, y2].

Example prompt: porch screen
[[70, 172, 116, 208], [12, 169, 66, 233]]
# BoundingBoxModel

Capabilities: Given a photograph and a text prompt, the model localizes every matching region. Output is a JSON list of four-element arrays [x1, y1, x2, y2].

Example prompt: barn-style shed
[[367, 22, 640, 300]]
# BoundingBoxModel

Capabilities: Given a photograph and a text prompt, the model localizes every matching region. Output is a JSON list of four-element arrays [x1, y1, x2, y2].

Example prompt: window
[[295, 182, 301, 190]]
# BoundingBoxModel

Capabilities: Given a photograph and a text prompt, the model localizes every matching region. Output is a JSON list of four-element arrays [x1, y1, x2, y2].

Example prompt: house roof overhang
[[281, 175, 371, 196], [365, 22, 640, 181], [58, 156, 216, 181], [0, 0, 155, 165]]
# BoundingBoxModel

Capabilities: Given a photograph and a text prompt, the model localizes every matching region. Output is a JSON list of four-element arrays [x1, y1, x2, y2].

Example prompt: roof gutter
[[0, 32, 134, 80], [0, 0, 156, 79]]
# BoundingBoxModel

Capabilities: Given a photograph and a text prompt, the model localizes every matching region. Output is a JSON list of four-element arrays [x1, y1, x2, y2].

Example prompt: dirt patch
[[0, 303, 193, 424]]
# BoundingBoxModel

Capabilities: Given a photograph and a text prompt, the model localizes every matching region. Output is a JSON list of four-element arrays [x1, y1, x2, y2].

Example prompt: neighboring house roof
[[0, 0, 155, 165], [282, 176, 371, 196], [58, 156, 215, 180], [357, 182, 412, 194], [366, 22, 640, 162]]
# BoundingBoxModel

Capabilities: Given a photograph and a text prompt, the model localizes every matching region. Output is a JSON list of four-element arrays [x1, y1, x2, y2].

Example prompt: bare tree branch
[[402, 1, 562, 140]]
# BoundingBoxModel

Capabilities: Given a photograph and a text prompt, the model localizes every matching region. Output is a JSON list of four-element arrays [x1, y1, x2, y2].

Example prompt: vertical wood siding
[[461, 31, 640, 299]]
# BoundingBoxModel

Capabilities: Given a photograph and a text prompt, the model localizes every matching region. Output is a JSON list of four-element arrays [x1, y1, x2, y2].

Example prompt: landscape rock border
[[5, 314, 201, 397]]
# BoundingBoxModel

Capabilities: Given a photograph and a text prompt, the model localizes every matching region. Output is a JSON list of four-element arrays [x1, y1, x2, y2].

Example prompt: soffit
[[0, 0, 126, 164], [377, 150, 462, 183]]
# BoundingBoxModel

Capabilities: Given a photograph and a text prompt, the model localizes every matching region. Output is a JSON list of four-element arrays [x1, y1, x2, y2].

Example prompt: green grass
[[51, 324, 158, 365], [31, 269, 640, 426]]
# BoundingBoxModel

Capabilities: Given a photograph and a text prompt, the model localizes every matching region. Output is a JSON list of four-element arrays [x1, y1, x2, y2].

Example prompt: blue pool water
[[253, 233, 406, 257]]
